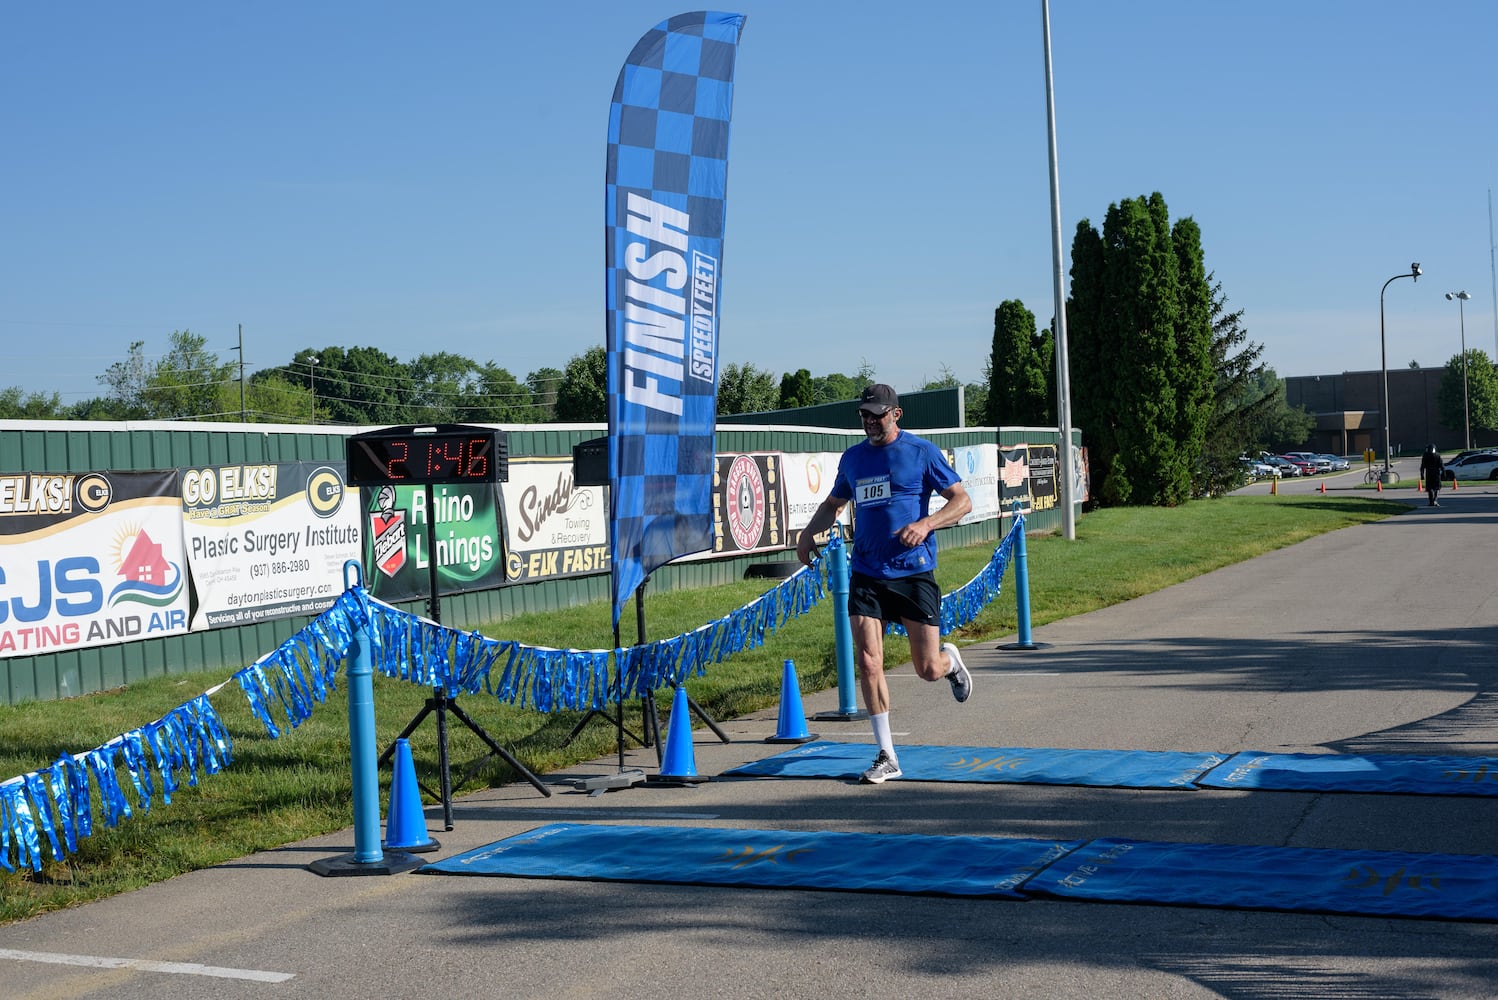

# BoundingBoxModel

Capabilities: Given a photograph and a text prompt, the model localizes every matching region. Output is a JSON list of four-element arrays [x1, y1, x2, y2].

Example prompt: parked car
[[1285, 452, 1334, 473], [1278, 455, 1318, 476], [1239, 458, 1278, 480], [1315, 453, 1350, 471], [1441, 451, 1498, 482], [1260, 455, 1302, 477]]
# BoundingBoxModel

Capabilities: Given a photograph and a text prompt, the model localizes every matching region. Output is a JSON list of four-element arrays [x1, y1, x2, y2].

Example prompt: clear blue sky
[[4, 1, 1496, 408]]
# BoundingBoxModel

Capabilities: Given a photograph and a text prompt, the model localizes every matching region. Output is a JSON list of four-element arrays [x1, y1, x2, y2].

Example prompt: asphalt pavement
[[4, 468, 1498, 999]]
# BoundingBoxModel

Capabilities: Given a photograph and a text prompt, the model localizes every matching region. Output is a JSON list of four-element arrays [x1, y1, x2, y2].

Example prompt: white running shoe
[[860, 749, 903, 784], [943, 642, 972, 703]]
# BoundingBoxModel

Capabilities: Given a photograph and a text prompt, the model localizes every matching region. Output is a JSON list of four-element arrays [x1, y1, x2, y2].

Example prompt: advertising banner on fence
[[364, 483, 506, 603], [1027, 444, 1058, 513], [181, 462, 361, 630], [952, 443, 1000, 524], [1000, 444, 1033, 515], [783, 451, 848, 549], [0, 470, 188, 657], [500, 458, 609, 583], [712, 452, 787, 556]]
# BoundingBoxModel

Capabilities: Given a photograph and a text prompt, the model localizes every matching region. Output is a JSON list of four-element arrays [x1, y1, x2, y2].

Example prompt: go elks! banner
[[605, 11, 746, 628], [180, 462, 361, 630]]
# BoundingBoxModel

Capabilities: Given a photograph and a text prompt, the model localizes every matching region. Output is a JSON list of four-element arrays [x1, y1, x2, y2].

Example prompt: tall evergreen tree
[[778, 368, 815, 410], [1070, 193, 1216, 505], [1196, 278, 1274, 496], [1170, 217, 1215, 502], [985, 300, 1051, 427], [1067, 218, 1113, 497], [1103, 194, 1179, 504]]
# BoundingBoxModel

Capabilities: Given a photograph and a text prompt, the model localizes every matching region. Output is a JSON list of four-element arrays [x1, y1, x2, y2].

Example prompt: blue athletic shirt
[[832, 431, 962, 579]]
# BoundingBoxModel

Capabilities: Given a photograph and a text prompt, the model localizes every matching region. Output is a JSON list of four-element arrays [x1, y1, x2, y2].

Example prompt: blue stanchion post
[[346, 562, 382, 864], [307, 561, 423, 875], [814, 525, 866, 721], [1001, 502, 1045, 651]]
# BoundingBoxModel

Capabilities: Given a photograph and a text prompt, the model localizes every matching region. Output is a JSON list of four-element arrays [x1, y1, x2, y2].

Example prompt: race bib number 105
[[855, 475, 891, 505]]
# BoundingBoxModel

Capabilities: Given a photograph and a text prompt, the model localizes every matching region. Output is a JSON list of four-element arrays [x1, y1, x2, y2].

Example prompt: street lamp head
[[1457, 290, 1471, 301], [1410, 262, 1422, 280]]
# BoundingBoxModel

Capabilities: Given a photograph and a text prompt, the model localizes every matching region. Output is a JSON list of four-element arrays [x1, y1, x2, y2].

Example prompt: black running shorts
[[848, 571, 940, 627]]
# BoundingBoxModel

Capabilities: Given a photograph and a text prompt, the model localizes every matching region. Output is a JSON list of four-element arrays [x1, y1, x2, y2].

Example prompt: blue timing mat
[[1023, 837, 1498, 922], [724, 740, 1227, 790], [1198, 751, 1498, 796], [420, 822, 1082, 899], [423, 824, 1498, 921]]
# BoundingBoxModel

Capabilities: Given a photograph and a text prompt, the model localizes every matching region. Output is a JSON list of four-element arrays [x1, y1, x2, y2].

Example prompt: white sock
[[870, 712, 896, 759]]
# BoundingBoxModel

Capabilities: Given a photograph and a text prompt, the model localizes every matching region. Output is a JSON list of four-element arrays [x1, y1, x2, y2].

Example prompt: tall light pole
[[1446, 290, 1472, 450], [308, 357, 320, 424], [1379, 263, 1421, 478], [1041, 0, 1075, 540]]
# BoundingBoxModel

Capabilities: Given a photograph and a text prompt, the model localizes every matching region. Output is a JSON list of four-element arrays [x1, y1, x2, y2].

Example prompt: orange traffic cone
[[1270, 477, 1278, 496], [1319, 481, 1326, 494], [1452, 477, 1458, 492], [1417, 478, 1424, 491], [1376, 478, 1383, 493]]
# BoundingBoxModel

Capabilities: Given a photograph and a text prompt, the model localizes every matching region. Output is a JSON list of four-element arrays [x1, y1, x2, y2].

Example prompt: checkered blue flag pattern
[[606, 11, 746, 629]]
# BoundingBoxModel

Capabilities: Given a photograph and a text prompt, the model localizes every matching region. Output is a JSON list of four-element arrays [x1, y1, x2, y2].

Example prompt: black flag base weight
[[307, 850, 425, 877]]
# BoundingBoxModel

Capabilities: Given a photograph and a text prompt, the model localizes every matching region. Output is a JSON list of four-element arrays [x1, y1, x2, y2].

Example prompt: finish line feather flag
[[606, 11, 746, 629]]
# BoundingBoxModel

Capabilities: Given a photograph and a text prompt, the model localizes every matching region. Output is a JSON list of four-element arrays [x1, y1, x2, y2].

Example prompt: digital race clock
[[344, 425, 508, 486]]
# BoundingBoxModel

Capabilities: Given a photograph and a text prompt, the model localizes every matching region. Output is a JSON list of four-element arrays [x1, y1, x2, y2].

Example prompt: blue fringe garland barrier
[[890, 514, 1023, 637], [0, 522, 1024, 872]]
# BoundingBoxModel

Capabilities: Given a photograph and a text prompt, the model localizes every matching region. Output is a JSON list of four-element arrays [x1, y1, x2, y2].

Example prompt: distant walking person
[[1419, 445, 1444, 507], [796, 384, 973, 784]]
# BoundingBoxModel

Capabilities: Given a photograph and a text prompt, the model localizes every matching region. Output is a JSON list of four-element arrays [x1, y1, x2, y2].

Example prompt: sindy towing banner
[[605, 11, 746, 628]]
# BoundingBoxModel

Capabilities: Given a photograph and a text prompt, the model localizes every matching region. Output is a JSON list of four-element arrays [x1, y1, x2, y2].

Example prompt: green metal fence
[[0, 419, 1078, 704]]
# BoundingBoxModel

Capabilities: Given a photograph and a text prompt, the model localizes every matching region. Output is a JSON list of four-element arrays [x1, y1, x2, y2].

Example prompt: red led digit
[[466, 437, 489, 477], [388, 440, 409, 478]]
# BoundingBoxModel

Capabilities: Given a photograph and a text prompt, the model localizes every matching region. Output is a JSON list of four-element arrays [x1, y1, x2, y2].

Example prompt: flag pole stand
[[563, 579, 731, 754], [380, 484, 551, 829]]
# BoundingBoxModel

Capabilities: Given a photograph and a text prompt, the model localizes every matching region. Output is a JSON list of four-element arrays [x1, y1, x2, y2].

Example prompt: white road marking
[[0, 948, 295, 983]]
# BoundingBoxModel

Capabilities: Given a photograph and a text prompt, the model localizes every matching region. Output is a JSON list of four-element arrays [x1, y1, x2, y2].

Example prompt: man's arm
[[795, 494, 849, 566], [895, 481, 971, 548]]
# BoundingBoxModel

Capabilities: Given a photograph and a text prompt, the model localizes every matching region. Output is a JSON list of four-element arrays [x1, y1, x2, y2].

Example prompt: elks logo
[[725, 455, 765, 550], [371, 485, 407, 578]]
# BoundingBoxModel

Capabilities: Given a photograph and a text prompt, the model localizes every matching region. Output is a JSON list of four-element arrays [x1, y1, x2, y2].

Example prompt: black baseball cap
[[857, 383, 899, 414]]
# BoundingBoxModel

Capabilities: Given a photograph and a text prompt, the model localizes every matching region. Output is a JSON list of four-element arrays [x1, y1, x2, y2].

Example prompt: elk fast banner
[[181, 462, 361, 629], [605, 10, 746, 628], [1027, 444, 1059, 513], [0, 471, 188, 656]]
